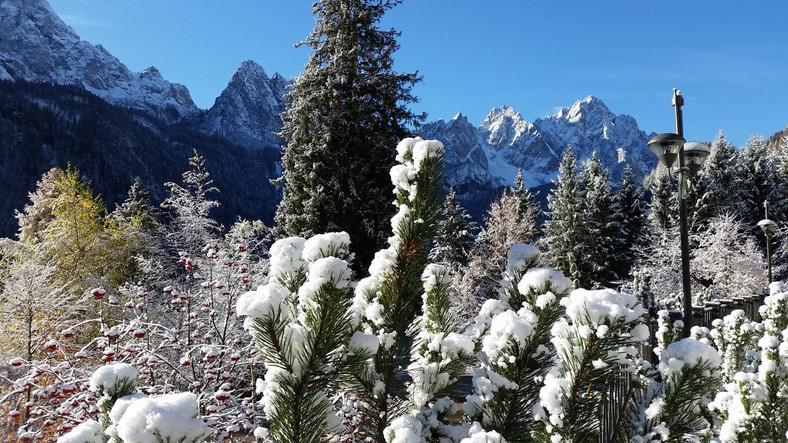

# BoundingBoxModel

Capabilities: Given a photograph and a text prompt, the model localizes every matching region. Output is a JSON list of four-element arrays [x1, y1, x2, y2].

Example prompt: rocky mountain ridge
[[420, 96, 657, 212]]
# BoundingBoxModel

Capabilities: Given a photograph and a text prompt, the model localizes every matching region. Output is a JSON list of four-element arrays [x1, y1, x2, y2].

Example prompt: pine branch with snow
[[535, 288, 649, 442], [237, 232, 356, 442], [631, 338, 721, 442], [462, 244, 572, 442], [341, 137, 445, 442]]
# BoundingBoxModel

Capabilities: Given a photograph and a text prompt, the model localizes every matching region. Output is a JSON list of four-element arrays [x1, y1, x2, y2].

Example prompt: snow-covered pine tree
[[702, 130, 738, 218], [629, 338, 721, 442], [161, 151, 219, 255], [690, 213, 766, 300], [274, 0, 423, 269], [611, 164, 647, 280], [543, 146, 587, 288], [383, 263, 475, 442], [512, 168, 542, 240], [344, 137, 445, 442], [462, 244, 572, 441], [429, 187, 477, 268], [648, 166, 676, 236], [536, 288, 650, 442], [731, 136, 782, 231], [580, 151, 619, 287], [707, 285, 788, 441], [236, 232, 356, 443], [239, 137, 445, 443]]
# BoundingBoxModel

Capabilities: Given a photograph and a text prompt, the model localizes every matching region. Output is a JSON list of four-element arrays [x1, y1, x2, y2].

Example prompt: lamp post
[[758, 201, 778, 283], [647, 89, 710, 338]]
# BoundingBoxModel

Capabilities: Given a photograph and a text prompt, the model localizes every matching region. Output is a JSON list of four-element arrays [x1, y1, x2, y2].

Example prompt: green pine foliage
[[543, 146, 588, 288], [274, 0, 424, 269], [341, 138, 445, 442], [580, 151, 619, 287], [611, 164, 647, 280], [463, 246, 571, 442], [429, 187, 478, 268], [648, 166, 677, 236]]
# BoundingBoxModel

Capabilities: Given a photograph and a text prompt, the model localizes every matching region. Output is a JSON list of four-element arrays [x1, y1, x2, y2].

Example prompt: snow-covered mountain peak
[[0, 0, 197, 122], [192, 59, 287, 149], [480, 105, 539, 149], [140, 66, 163, 80], [553, 95, 614, 123], [234, 60, 270, 82], [451, 112, 467, 122]]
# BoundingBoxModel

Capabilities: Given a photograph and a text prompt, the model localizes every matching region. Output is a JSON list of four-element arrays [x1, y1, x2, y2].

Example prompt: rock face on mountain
[[533, 96, 656, 185], [191, 60, 287, 149], [420, 96, 657, 216], [0, 0, 197, 122]]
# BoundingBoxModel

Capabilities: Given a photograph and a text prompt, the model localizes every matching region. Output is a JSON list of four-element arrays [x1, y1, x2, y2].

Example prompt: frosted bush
[[57, 420, 103, 443], [114, 392, 211, 442]]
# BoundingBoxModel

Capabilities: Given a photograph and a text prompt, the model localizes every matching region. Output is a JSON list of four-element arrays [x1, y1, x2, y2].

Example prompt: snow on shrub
[[113, 392, 211, 442], [631, 338, 721, 442], [56, 419, 103, 443]]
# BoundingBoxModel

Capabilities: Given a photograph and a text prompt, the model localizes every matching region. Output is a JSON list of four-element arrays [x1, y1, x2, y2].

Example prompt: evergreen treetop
[[274, 0, 423, 270]]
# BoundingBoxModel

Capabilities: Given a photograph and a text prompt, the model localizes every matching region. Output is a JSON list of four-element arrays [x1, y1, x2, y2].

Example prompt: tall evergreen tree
[[579, 151, 618, 287], [732, 136, 782, 230], [512, 168, 543, 241], [274, 0, 423, 269], [648, 166, 676, 235], [702, 130, 737, 217], [611, 164, 647, 280], [429, 187, 477, 268], [543, 146, 586, 287]]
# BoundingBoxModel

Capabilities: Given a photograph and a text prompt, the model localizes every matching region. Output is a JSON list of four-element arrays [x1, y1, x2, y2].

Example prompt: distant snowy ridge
[[420, 96, 657, 197], [0, 0, 287, 142], [0, 0, 196, 122]]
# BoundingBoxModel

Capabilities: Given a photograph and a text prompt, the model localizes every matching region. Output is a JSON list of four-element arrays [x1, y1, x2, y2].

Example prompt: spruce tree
[[580, 151, 618, 287], [732, 136, 781, 230], [703, 130, 737, 217], [611, 164, 647, 280], [543, 146, 586, 288], [648, 166, 676, 235], [429, 187, 477, 268], [512, 168, 543, 241], [274, 0, 423, 269]]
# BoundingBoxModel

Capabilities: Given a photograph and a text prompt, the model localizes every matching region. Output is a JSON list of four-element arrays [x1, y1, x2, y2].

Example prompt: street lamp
[[647, 89, 710, 338], [758, 201, 778, 283]]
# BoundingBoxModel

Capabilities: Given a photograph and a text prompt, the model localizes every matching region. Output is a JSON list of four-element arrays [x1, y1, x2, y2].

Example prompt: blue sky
[[48, 0, 788, 147]]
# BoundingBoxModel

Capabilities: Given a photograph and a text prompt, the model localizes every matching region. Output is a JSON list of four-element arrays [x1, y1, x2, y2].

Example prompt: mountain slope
[[191, 60, 287, 149], [0, 0, 197, 122], [0, 80, 281, 238]]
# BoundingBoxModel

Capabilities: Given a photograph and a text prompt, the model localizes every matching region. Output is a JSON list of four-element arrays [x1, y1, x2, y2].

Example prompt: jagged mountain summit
[[0, 0, 197, 122], [0, 0, 287, 147], [191, 60, 288, 149], [420, 96, 657, 207]]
